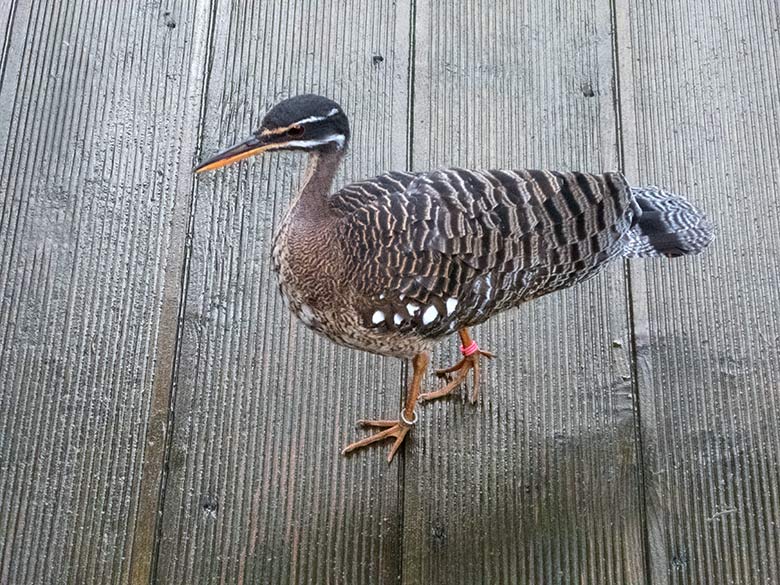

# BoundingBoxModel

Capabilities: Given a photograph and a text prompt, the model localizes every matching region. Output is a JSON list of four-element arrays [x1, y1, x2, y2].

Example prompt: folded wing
[[332, 168, 636, 337]]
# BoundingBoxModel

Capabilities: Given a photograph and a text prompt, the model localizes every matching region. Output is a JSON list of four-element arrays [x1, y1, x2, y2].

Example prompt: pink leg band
[[460, 340, 480, 356]]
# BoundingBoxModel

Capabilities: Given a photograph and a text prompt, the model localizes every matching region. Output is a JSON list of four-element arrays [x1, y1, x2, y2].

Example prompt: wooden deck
[[1, 0, 779, 583]]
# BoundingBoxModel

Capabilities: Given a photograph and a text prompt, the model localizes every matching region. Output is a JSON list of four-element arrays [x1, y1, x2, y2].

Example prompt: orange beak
[[194, 135, 276, 173]]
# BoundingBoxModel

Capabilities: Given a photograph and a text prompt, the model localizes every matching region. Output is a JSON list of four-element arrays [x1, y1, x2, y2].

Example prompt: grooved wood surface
[[401, 0, 645, 583], [0, 0, 778, 584], [0, 0, 211, 583], [617, 0, 780, 583]]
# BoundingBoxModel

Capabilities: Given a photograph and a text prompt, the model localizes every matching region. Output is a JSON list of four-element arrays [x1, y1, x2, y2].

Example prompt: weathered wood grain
[[401, 1, 647, 583], [3, 0, 778, 583], [0, 1, 211, 584], [0, 0, 19, 90], [154, 1, 412, 583], [616, 0, 780, 583]]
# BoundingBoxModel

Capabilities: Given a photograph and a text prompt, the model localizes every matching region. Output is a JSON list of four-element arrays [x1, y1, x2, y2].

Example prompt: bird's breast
[[272, 221, 357, 332], [271, 223, 432, 358]]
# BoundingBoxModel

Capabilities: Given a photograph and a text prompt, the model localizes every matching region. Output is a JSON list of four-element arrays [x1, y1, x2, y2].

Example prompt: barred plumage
[[621, 186, 715, 258], [269, 162, 714, 360], [334, 169, 636, 341], [196, 94, 714, 461]]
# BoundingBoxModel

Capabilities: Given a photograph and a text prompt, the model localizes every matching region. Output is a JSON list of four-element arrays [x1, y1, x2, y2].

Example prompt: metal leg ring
[[400, 409, 418, 426]]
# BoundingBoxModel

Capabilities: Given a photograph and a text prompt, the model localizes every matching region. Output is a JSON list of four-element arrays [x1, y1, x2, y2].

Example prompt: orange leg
[[419, 328, 494, 404], [342, 352, 429, 463]]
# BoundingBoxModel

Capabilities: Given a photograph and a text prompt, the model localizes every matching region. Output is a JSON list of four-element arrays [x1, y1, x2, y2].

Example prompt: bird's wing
[[335, 168, 635, 337]]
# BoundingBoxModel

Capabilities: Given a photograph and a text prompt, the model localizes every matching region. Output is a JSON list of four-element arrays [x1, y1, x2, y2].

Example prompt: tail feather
[[621, 186, 714, 258]]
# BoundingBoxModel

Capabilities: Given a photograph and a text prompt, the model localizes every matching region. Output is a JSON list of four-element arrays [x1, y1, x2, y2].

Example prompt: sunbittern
[[195, 94, 713, 462]]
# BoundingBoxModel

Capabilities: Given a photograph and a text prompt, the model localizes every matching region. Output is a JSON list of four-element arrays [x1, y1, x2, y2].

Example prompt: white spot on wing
[[394, 314, 403, 325], [446, 297, 458, 315], [406, 303, 419, 316], [422, 306, 438, 325], [371, 310, 385, 324]]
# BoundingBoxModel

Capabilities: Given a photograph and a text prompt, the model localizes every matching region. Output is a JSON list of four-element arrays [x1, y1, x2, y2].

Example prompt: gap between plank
[[127, 1, 220, 583], [610, 0, 657, 583], [399, 1, 417, 582]]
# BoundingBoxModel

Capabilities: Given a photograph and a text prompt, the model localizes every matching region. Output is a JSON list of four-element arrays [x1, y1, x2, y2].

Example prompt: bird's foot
[[420, 340, 494, 404], [341, 410, 417, 463]]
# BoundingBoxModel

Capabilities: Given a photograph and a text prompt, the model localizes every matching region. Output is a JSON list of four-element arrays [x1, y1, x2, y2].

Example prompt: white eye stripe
[[295, 115, 327, 125], [294, 108, 341, 126], [284, 134, 346, 150]]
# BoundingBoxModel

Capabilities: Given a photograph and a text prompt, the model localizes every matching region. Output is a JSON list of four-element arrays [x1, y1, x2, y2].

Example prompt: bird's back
[[331, 167, 636, 339]]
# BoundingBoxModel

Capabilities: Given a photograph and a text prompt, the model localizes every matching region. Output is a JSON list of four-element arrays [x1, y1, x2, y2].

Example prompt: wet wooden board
[[2, 0, 779, 583], [400, 1, 647, 583], [153, 1, 413, 584], [616, 1, 780, 583], [0, 0, 19, 86], [0, 0, 211, 584]]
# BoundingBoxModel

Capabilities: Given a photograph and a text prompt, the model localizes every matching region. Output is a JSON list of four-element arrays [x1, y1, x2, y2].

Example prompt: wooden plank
[[401, 1, 647, 583], [155, 1, 412, 583], [616, 0, 780, 583], [0, 0, 20, 91], [0, 0, 212, 584]]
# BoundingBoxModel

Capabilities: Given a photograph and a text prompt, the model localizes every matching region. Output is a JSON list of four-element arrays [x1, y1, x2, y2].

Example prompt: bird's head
[[195, 94, 350, 173]]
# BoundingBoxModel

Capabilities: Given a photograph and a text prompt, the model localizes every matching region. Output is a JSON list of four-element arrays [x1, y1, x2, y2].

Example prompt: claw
[[342, 413, 416, 463], [342, 353, 429, 463], [421, 348, 494, 404]]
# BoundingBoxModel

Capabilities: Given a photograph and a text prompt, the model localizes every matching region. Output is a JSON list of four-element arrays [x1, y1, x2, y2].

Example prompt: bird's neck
[[289, 149, 344, 224]]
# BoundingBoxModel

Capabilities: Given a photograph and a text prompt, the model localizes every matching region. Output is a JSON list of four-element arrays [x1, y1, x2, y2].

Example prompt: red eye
[[287, 125, 304, 137]]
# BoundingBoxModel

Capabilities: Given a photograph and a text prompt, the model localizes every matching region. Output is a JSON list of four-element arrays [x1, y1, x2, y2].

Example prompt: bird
[[195, 94, 714, 462]]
